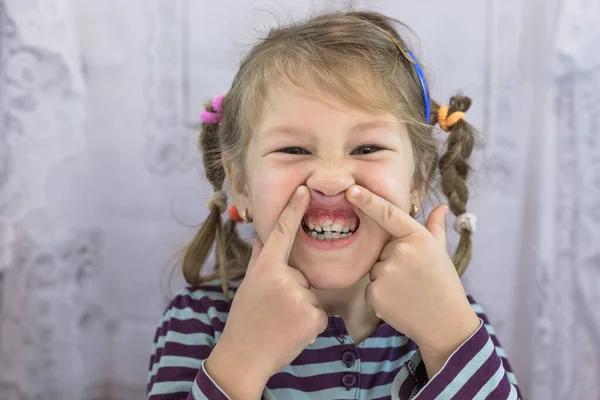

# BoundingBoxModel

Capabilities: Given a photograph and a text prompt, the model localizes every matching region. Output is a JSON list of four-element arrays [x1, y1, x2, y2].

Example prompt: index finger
[[346, 185, 422, 238], [262, 186, 311, 261]]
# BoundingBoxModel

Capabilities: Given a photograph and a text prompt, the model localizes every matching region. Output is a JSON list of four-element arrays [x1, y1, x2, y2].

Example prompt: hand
[[346, 185, 480, 373], [207, 186, 328, 391]]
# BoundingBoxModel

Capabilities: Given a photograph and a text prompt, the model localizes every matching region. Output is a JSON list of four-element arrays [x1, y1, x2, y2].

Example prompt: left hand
[[346, 185, 480, 352]]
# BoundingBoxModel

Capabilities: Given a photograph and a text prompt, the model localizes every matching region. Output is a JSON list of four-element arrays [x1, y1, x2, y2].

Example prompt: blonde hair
[[183, 11, 476, 298]]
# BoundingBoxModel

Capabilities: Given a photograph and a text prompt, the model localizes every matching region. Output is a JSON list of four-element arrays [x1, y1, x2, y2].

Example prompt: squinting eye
[[278, 147, 309, 155], [352, 146, 382, 155]]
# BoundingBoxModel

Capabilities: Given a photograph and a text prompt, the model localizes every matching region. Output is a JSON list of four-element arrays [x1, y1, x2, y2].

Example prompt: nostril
[[309, 188, 348, 200]]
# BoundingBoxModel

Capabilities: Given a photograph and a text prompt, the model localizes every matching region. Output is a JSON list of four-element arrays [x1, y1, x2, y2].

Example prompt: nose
[[306, 160, 355, 197]]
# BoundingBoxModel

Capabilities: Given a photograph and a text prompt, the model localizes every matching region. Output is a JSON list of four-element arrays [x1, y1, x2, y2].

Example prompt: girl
[[147, 10, 522, 400]]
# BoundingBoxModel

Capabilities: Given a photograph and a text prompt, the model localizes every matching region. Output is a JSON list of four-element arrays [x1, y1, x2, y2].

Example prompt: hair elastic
[[200, 95, 224, 124], [454, 213, 477, 234], [437, 104, 465, 132]]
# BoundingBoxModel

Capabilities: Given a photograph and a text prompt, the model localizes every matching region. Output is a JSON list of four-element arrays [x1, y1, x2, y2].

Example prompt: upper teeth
[[305, 220, 356, 233]]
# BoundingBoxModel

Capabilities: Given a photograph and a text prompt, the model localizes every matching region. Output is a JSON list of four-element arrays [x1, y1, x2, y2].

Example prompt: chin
[[295, 260, 371, 290]]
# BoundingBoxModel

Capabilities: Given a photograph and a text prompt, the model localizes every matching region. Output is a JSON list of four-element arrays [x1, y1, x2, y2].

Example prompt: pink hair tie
[[200, 95, 225, 124]]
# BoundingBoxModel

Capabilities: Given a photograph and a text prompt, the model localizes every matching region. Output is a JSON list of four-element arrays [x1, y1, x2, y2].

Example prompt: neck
[[312, 276, 381, 343]]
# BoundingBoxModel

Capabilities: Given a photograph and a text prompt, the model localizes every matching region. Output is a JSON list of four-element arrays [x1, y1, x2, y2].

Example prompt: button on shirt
[[342, 350, 356, 367], [147, 279, 522, 399]]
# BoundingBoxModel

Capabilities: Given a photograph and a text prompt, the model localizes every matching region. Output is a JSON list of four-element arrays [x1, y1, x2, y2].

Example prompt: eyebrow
[[261, 120, 395, 137], [348, 120, 395, 133]]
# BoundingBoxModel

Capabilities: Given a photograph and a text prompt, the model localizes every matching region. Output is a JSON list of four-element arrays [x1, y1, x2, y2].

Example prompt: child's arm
[[347, 187, 522, 399], [392, 296, 522, 400], [148, 188, 328, 400], [146, 288, 266, 400]]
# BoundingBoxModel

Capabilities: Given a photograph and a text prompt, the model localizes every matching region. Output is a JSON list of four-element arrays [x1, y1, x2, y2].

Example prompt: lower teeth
[[309, 230, 353, 240]]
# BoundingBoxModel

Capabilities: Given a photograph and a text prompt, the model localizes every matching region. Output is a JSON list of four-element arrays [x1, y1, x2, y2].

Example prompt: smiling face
[[231, 80, 420, 289]]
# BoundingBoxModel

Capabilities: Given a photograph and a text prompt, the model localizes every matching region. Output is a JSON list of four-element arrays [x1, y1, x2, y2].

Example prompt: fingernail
[[296, 186, 307, 197], [349, 186, 361, 199], [443, 205, 450, 216]]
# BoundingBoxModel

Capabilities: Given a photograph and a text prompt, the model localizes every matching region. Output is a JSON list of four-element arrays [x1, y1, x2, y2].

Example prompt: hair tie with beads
[[200, 95, 224, 124], [454, 213, 477, 234], [438, 104, 465, 132]]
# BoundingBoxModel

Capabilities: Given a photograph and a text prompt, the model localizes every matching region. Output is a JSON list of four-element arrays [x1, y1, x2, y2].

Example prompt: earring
[[240, 209, 253, 223], [410, 204, 419, 217]]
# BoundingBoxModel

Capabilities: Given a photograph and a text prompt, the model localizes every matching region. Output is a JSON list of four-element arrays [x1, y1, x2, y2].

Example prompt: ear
[[222, 152, 251, 213], [410, 157, 434, 208], [409, 185, 422, 211]]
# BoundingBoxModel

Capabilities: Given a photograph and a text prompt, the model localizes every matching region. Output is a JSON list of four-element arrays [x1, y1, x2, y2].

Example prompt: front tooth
[[342, 227, 350, 233], [324, 231, 333, 239], [323, 224, 332, 232], [331, 224, 343, 233], [308, 222, 315, 230]]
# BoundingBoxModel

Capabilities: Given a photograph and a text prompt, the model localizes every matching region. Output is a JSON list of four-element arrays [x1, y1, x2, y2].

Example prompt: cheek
[[357, 159, 414, 211], [249, 162, 306, 239]]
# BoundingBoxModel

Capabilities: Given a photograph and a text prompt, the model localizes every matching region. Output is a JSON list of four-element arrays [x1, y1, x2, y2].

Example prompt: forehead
[[256, 80, 404, 136]]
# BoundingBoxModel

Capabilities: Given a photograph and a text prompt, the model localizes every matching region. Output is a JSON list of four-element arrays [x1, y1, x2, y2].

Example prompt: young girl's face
[[243, 82, 418, 289]]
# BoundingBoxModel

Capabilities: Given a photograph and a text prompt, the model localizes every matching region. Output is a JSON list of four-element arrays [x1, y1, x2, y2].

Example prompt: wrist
[[205, 339, 270, 399], [416, 309, 480, 377], [414, 299, 480, 348]]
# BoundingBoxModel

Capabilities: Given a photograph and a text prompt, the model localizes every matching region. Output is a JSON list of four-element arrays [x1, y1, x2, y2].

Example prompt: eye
[[352, 145, 383, 155], [278, 147, 309, 155]]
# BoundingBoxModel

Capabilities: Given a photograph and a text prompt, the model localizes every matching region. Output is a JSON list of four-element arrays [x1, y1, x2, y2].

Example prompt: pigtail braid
[[431, 96, 475, 275], [182, 98, 246, 299]]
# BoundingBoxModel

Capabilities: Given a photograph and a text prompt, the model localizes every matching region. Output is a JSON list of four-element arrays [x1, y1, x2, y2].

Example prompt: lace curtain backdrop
[[0, 0, 598, 399]]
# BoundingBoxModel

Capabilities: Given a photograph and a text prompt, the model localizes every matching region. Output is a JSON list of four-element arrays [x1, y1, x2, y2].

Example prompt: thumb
[[249, 237, 264, 264], [426, 205, 449, 248]]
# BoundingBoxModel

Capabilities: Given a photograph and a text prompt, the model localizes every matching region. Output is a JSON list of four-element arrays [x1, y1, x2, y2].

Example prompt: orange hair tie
[[437, 105, 465, 132]]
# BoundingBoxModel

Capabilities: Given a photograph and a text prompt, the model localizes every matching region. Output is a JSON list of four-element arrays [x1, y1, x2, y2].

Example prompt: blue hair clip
[[407, 50, 431, 124]]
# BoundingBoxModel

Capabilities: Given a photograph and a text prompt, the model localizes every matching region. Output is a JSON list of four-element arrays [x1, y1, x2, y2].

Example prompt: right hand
[[209, 185, 328, 383]]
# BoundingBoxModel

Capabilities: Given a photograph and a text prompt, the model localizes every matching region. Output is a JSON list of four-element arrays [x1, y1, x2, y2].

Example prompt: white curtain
[[0, 0, 598, 399]]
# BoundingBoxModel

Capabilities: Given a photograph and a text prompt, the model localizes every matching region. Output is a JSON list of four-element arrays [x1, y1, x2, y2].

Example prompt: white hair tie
[[454, 213, 477, 234]]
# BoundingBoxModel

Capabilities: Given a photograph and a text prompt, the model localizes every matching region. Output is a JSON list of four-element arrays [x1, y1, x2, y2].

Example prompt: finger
[[262, 186, 311, 261], [425, 205, 449, 248], [308, 309, 329, 344], [288, 266, 311, 289], [305, 289, 321, 308], [346, 185, 422, 238], [368, 260, 384, 281], [249, 237, 264, 263], [377, 239, 397, 261], [369, 258, 396, 282]]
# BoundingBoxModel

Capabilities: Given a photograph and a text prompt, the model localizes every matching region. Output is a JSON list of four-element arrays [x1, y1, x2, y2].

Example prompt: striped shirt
[[147, 278, 522, 399]]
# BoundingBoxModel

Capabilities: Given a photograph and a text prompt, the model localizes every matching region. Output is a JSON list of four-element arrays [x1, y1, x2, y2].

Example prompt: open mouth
[[301, 213, 361, 241]]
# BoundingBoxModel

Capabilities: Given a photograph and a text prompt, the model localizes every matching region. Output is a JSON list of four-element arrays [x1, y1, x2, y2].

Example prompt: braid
[[432, 96, 475, 275], [181, 97, 251, 300]]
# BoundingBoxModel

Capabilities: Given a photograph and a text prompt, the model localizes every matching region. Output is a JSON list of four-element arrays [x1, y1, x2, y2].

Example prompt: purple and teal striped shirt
[[147, 278, 521, 399]]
